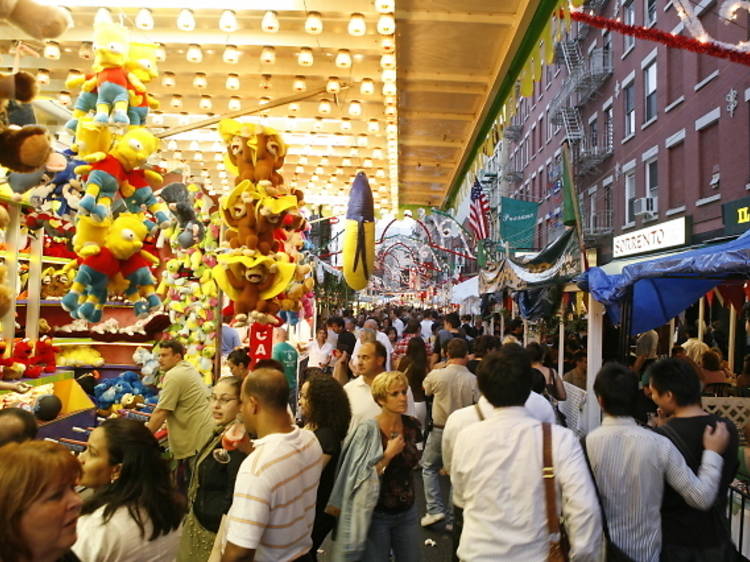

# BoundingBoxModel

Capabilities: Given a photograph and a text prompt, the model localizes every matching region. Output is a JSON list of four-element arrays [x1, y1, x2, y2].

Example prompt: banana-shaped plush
[[342, 172, 375, 291]]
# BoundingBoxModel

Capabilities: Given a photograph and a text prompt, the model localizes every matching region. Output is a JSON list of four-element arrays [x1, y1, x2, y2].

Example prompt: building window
[[604, 184, 613, 228], [699, 123, 719, 198], [625, 171, 636, 224], [644, 0, 656, 26], [624, 1, 636, 51], [644, 62, 657, 122], [645, 159, 658, 211], [546, 110, 552, 141], [624, 82, 635, 137], [589, 117, 598, 148], [603, 31, 612, 61]]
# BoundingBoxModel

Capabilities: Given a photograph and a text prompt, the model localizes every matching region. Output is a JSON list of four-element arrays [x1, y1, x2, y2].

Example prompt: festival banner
[[500, 197, 538, 250]]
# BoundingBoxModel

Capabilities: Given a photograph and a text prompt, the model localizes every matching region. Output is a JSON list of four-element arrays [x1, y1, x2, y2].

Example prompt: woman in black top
[[177, 376, 246, 562], [299, 373, 352, 560]]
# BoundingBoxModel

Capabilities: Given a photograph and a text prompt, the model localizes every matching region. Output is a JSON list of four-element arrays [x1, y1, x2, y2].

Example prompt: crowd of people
[[0, 306, 745, 562]]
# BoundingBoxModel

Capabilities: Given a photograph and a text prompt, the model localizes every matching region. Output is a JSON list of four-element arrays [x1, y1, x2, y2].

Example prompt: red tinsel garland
[[569, 10, 750, 67]]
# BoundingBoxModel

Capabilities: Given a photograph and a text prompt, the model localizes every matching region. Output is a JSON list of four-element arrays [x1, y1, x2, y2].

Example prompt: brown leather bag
[[542, 422, 570, 562]]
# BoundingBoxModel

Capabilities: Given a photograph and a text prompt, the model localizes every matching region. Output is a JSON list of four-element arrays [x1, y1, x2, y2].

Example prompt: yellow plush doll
[[125, 42, 159, 127]]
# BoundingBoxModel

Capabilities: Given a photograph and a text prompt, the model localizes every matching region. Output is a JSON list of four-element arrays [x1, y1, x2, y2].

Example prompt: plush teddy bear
[[220, 180, 258, 250], [0, 0, 71, 39], [218, 120, 286, 186], [0, 70, 53, 173]]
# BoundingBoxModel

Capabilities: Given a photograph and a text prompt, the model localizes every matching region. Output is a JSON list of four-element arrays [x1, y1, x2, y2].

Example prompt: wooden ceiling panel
[[398, 90, 481, 115]]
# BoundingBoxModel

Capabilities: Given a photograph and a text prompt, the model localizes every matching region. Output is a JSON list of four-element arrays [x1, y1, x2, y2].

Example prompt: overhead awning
[[451, 276, 479, 304], [576, 230, 750, 334]]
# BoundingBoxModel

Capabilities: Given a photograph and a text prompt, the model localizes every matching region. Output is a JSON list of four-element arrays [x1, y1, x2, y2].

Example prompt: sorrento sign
[[612, 216, 689, 258]]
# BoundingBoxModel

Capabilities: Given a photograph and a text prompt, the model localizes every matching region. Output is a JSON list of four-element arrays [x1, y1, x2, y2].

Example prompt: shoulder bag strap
[[542, 422, 560, 536], [475, 403, 485, 421]]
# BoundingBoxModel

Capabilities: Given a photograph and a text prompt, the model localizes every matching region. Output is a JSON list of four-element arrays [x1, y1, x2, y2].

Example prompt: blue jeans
[[362, 504, 421, 562], [421, 428, 449, 519]]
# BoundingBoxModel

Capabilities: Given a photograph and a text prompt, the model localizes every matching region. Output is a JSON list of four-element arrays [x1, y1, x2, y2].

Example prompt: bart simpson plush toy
[[125, 42, 159, 127], [62, 213, 150, 322], [78, 128, 160, 221]]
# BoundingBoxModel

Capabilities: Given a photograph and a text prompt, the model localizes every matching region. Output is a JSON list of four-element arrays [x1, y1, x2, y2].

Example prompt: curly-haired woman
[[298, 372, 352, 560]]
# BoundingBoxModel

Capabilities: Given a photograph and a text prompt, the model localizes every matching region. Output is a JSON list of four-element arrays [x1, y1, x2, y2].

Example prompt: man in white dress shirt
[[450, 344, 602, 561], [585, 362, 729, 562], [390, 308, 405, 338]]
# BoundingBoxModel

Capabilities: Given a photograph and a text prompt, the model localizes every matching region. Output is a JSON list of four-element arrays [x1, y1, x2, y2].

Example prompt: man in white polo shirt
[[222, 368, 323, 562], [344, 341, 414, 430]]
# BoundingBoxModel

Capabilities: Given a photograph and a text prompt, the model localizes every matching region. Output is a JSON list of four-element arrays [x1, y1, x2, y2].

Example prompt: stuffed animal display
[[0, 0, 72, 39], [0, 337, 57, 379], [213, 123, 314, 326], [92, 370, 157, 416]]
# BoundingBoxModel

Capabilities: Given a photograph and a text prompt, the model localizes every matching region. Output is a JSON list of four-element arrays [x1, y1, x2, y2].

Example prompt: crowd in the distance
[[0, 306, 743, 562]]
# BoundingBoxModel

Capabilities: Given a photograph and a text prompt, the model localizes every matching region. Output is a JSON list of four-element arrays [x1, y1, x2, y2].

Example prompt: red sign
[[249, 323, 273, 368]]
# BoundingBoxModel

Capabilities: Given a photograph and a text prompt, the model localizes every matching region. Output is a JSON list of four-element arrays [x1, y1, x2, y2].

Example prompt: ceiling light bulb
[[162, 72, 176, 88], [349, 147, 359, 157], [189, 140, 200, 151], [223, 45, 240, 64], [384, 95, 397, 106], [342, 157, 352, 167], [201, 170, 210, 177], [173, 151, 183, 159], [261, 10, 279, 32], [335, 49, 352, 69], [375, 168, 386, 178], [150, 112, 164, 126], [193, 72, 207, 88], [381, 35, 396, 52], [326, 77, 341, 94], [348, 100, 362, 116], [170, 94, 183, 108], [382, 82, 397, 96], [295, 165, 304, 174], [292, 76, 306, 92], [318, 99, 332, 114], [57, 91, 71, 106], [381, 68, 396, 83], [289, 102, 300, 113], [348, 13, 366, 36], [363, 158, 374, 167], [177, 9, 195, 31], [311, 175, 319, 182], [360, 78, 375, 95], [372, 148, 383, 159], [154, 43, 166, 62], [377, 13, 396, 35], [386, 123, 398, 135], [213, 153, 222, 161], [340, 118, 352, 132], [167, 140, 178, 151], [315, 165, 324, 174], [78, 42, 93, 60], [218, 170, 228, 179], [380, 54, 396, 69], [375, 0, 395, 12], [34, 69, 48, 87], [259, 96, 270, 105], [226, 73, 240, 90], [219, 10, 238, 32], [194, 152, 203, 162], [260, 46, 276, 64], [186, 44, 203, 63], [228, 97, 241, 111], [43, 41, 60, 60], [384, 105, 397, 117], [357, 134, 369, 147], [297, 47, 314, 67], [259, 74, 272, 89], [368, 119, 380, 133], [321, 156, 330, 166], [217, 162, 226, 170], [305, 12, 323, 34], [298, 156, 308, 165], [135, 8, 153, 30], [94, 7, 112, 25], [198, 95, 212, 110]]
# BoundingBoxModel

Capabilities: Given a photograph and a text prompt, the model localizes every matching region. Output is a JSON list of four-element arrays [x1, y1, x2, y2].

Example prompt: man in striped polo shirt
[[222, 368, 323, 562]]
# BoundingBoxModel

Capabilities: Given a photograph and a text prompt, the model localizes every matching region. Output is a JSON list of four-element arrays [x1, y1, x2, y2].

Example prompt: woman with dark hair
[[226, 347, 251, 380], [526, 341, 566, 401], [73, 418, 184, 561], [385, 326, 398, 346], [299, 373, 352, 560], [397, 335, 429, 431], [0, 440, 82, 562], [178, 376, 246, 561], [700, 350, 727, 386]]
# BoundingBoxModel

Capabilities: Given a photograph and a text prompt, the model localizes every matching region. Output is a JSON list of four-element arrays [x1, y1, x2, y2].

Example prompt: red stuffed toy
[[11, 339, 43, 378], [33, 337, 58, 374]]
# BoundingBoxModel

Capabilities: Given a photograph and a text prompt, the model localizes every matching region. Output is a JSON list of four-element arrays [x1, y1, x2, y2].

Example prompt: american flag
[[468, 179, 490, 240]]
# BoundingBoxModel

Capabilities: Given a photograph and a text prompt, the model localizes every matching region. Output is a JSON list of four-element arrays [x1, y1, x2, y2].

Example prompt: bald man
[[352, 318, 393, 370], [0, 407, 38, 447], [222, 368, 323, 562]]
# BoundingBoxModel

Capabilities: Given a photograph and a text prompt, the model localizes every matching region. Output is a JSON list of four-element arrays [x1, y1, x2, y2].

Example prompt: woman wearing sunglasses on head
[[177, 376, 248, 562]]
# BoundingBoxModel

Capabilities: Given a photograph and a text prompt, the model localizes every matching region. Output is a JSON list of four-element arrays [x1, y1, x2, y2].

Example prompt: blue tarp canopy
[[576, 229, 750, 334]]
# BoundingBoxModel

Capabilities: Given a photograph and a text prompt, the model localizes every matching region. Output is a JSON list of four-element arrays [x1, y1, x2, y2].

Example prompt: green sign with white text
[[500, 197, 539, 249]]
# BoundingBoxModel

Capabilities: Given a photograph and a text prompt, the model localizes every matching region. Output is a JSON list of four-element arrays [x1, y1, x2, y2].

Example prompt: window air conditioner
[[632, 196, 657, 216]]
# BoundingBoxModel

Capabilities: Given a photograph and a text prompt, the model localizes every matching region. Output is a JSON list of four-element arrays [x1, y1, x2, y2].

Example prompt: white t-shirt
[[308, 340, 333, 368], [392, 317, 405, 337], [420, 319, 433, 341], [344, 374, 416, 430], [225, 427, 323, 562], [73, 505, 180, 562]]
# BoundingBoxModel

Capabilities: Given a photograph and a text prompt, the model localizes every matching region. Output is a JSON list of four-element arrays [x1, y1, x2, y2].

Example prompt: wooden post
[[584, 292, 605, 432]]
